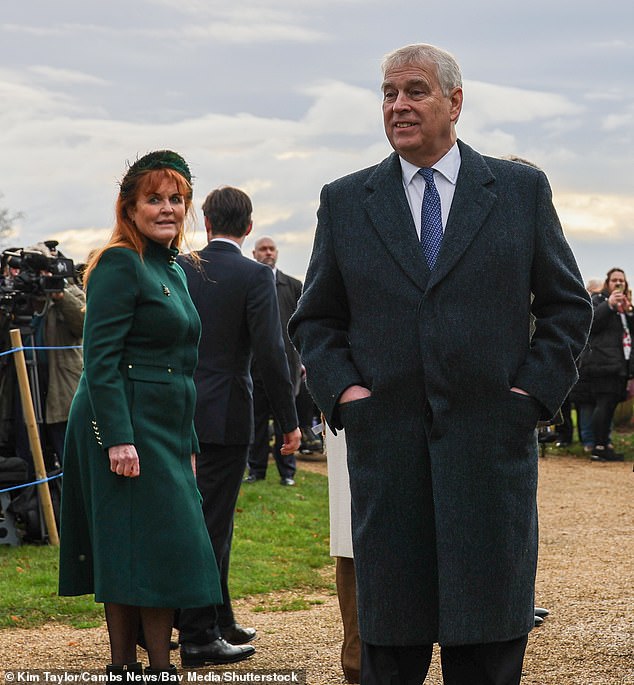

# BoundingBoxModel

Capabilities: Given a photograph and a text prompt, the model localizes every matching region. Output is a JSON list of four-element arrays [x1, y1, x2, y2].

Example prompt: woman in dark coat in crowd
[[577, 268, 633, 461], [59, 151, 221, 675]]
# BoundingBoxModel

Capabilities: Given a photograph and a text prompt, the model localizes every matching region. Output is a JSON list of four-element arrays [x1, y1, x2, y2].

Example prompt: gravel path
[[1, 453, 632, 683]]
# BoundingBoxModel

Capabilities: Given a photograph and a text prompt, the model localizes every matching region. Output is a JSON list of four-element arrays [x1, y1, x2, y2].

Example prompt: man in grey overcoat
[[289, 43, 592, 684]]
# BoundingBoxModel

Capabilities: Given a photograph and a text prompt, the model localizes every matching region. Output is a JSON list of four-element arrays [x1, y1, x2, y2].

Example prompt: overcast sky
[[1, 0, 632, 282]]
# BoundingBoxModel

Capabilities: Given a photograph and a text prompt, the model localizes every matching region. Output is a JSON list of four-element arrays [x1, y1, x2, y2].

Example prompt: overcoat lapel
[[363, 153, 431, 293], [363, 143, 499, 293], [427, 141, 497, 289]]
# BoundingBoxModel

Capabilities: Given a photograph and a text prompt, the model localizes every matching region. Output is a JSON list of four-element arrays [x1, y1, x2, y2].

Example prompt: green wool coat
[[59, 241, 221, 608]]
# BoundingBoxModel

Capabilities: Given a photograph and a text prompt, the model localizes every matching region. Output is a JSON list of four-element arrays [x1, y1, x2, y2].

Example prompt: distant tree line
[[0, 193, 21, 247]]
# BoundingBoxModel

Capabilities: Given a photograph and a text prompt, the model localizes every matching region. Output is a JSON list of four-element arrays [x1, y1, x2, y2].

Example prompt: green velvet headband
[[120, 150, 192, 197]]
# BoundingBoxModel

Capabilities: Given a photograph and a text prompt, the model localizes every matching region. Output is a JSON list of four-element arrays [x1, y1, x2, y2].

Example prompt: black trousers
[[179, 442, 248, 644], [248, 378, 295, 480], [361, 634, 528, 685], [591, 391, 622, 447]]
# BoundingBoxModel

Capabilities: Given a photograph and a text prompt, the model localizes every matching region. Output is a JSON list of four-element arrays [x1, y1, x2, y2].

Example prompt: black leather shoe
[[221, 623, 257, 644], [534, 606, 550, 618], [180, 638, 255, 667], [280, 477, 295, 486], [534, 615, 544, 627], [591, 446, 624, 462]]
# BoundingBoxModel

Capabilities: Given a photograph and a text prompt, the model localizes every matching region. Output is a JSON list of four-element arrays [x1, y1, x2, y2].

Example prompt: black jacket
[[252, 269, 303, 395], [578, 292, 633, 380], [178, 241, 298, 444]]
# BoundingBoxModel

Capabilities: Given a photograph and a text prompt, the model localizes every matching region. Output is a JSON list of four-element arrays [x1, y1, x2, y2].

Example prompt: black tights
[[591, 391, 621, 447], [104, 603, 174, 669]]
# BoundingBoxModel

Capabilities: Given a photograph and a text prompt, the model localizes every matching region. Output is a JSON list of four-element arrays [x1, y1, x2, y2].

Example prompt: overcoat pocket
[[125, 364, 174, 383]]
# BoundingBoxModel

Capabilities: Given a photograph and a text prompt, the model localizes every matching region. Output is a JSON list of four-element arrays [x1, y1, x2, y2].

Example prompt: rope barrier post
[[9, 328, 60, 546]]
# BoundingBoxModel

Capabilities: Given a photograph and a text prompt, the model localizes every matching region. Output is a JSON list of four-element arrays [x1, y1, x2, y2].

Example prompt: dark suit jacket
[[179, 241, 298, 445], [253, 269, 303, 395], [290, 141, 592, 646], [276, 270, 303, 393]]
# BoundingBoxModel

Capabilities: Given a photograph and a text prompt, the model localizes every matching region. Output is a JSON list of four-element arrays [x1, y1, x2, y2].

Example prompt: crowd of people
[[0, 39, 631, 685], [558, 270, 633, 462]]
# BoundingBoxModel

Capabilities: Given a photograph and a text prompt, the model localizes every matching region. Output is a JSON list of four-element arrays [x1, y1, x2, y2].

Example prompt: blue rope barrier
[[0, 471, 63, 495], [0, 341, 73, 496], [0, 344, 82, 358]]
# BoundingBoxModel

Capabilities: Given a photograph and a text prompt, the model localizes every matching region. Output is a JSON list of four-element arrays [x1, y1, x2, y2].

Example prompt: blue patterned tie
[[418, 167, 443, 269]]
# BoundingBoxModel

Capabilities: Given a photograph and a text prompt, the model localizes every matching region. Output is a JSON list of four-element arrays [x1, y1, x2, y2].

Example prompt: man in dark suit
[[289, 43, 592, 684], [246, 236, 303, 485], [178, 187, 301, 668]]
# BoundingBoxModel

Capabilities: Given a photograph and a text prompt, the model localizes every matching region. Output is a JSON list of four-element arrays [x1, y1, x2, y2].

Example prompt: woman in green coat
[[59, 151, 221, 674]]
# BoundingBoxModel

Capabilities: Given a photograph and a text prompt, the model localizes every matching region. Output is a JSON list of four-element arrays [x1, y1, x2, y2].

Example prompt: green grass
[[543, 426, 634, 460], [231, 469, 332, 597], [542, 408, 634, 460], [0, 469, 332, 629]]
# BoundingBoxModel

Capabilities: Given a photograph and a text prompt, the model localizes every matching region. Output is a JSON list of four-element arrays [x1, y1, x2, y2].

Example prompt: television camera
[[1, 241, 76, 325]]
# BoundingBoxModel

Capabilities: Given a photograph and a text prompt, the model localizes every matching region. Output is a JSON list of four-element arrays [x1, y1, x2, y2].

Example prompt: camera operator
[[0, 249, 23, 450], [3, 241, 85, 473]]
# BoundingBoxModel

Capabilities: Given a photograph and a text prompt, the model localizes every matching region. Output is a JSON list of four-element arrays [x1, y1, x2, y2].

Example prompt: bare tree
[[0, 194, 22, 248]]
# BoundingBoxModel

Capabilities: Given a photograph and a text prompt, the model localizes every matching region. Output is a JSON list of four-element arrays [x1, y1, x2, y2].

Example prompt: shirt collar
[[399, 142, 461, 186], [211, 237, 241, 252]]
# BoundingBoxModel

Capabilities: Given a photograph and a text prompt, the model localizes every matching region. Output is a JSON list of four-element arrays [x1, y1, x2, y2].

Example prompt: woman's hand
[[608, 289, 626, 311], [108, 443, 140, 478]]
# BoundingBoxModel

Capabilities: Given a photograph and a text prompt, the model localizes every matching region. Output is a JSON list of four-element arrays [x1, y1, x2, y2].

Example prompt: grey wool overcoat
[[289, 141, 592, 647]]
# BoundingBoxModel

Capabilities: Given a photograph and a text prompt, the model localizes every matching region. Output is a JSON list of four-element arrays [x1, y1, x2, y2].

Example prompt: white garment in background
[[326, 427, 353, 558]]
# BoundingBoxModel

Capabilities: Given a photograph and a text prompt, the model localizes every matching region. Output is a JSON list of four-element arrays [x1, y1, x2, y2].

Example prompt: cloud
[[0, 74, 90, 123], [0, 75, 386, 267], [177, 21, 327, 43], [301, 81, 382, 135], [0, 66, 627, 280], [1, 22, 108, 37], [463, 80, 582, 126], [457, 80, 586, 167], [601, 112, 633, 131], [2, 5, 330, 44], [149, 0, 365, 14], [144, 0, 334, 42], [555, 192, 634, 241], [584, 88, 624, 102], [50, 227, 113, 260], [28, 66, 110, 87], [590, 39, 629, 50], [0, 22, 69, 36]]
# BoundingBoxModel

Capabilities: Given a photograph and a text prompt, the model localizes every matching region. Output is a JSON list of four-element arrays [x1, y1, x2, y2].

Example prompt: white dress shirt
[[399, 142, 461, 239]]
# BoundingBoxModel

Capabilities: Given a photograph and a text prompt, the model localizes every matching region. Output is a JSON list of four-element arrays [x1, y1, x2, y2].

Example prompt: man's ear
[[449, 87, 463, 123], [245, 221, 253, 237]]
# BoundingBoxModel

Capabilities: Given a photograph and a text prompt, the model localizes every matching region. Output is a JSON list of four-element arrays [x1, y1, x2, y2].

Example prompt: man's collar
[[399, 142, 461, 186], [210, 237, 241, 251]]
